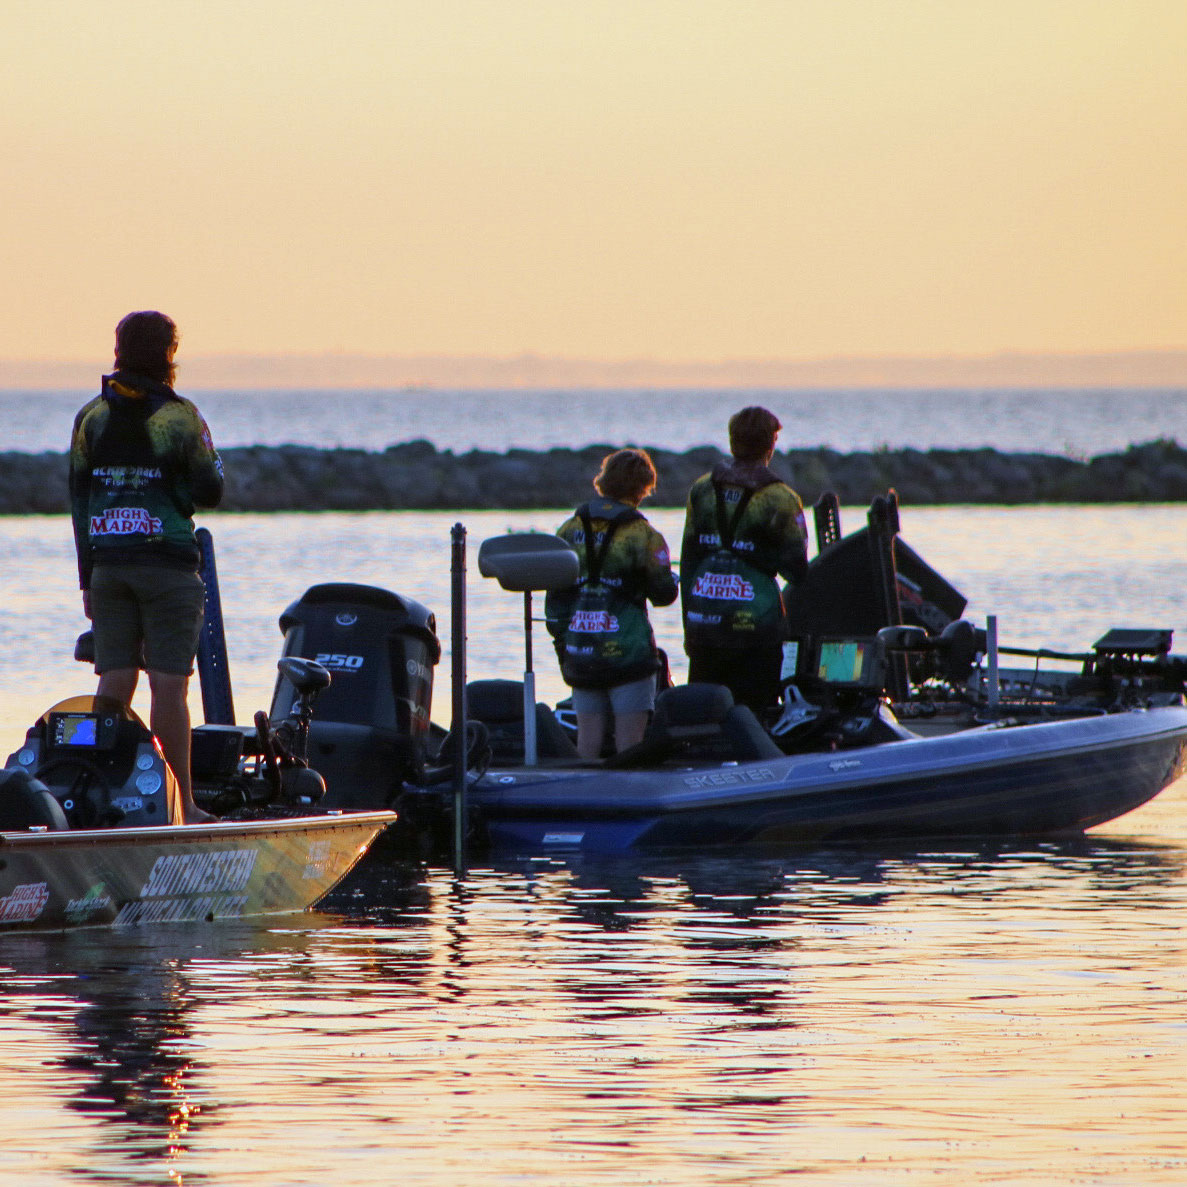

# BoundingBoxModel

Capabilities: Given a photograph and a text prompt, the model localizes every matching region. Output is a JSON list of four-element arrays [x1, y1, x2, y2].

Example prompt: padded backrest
[[606, 684, 784, 767], [466, 680, 580, 762], [0, 767, 70, 831]]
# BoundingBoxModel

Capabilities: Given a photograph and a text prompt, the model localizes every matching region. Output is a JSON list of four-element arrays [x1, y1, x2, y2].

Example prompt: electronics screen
[[815, 638, 884, 691], [50, 713, 100, 747]]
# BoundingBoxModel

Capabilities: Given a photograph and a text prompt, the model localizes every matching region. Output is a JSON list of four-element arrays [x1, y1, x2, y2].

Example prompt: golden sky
[[3, 0, 1185, 365]]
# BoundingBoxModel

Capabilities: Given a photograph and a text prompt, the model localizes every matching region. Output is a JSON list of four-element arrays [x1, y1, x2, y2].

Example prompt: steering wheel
[[33, 757, 119, 828]]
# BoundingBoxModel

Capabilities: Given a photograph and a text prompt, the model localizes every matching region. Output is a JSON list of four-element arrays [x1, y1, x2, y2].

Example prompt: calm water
[[6, 386, 1185, 456], [2, 505, 1186, 1184]]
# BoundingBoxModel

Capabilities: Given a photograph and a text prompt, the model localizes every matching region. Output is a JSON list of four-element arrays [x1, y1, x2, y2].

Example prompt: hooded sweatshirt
[[69, 371, 224, 590], [680, 458, 809, 615]]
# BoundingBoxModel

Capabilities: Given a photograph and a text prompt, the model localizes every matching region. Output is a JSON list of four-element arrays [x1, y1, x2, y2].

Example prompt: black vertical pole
[[450, 523, 468, 873], [195, 527, 236, 725], [867, 492, 909, 702]]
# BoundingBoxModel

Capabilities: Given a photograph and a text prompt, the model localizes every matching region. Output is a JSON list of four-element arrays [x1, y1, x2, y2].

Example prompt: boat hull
[[0, 811, 394, 932], [466, 708, 1187, 855]]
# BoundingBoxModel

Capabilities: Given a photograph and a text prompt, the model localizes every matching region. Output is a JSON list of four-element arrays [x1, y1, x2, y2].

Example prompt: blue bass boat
[[255, 496, 1187, 861]]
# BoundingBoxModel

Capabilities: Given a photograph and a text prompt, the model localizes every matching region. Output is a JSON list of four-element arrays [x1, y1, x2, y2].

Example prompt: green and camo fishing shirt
[[680, 460, 809, 645], [547, 499, 679, 620], [69, 371, 225, 591], [544, 499, 678, 686]]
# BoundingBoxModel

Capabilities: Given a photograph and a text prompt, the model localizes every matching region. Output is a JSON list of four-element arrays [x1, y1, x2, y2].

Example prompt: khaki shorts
[[89, 565, 206, 676], [571, 675, 657, 716]]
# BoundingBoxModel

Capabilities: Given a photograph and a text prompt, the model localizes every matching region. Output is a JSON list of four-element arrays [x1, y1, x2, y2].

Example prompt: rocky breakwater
[[5, 438, 1187, 514]]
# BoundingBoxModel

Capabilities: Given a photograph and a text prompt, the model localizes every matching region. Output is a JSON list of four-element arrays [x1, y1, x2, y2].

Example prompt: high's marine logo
[[90, 507, 163, 537], [0, 882, 50, 924], [570, 609, 620, 633], [691, 572, 755, 601]]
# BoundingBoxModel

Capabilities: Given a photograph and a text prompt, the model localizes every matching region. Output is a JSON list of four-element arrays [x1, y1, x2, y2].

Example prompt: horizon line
[[2, 347, 1185, 390]]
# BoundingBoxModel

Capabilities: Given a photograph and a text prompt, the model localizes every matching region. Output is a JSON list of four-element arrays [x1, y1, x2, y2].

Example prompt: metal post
[[986, 614, 1000, 714], [523, 590, 538, 767], [868, 494, 908, 702], [195, 527, 236, 725], [450, 523, 468, 873]]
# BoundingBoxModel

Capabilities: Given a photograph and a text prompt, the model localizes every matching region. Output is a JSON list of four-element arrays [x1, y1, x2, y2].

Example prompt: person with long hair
[[69, 312, 224, 823], [546, 448, 678, 759]]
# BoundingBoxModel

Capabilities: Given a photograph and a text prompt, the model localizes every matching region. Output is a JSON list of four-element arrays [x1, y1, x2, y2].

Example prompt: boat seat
[[605, 684, 784, 768], [0, 767, 70, 831], [466, 679, 580, 764]]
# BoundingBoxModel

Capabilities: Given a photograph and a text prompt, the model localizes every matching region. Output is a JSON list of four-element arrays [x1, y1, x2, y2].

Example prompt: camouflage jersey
[[680, 460, 808, 648], [69, 371, 224, 591], [545, 499, 678, 687]]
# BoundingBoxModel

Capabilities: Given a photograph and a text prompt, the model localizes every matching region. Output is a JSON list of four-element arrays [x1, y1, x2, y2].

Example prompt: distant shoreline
[[7, 439, 1187, 514]]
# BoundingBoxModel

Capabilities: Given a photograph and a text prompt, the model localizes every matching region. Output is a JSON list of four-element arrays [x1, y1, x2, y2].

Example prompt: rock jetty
[[7, 438, 1187, 514]]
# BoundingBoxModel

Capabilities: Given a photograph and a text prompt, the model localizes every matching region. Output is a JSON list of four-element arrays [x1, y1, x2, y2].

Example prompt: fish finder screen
[[51, 713, 99, 747], [816, 639, 877, 688]]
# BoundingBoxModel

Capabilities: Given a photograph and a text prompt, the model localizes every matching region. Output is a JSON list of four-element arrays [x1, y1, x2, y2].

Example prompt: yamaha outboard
[[270, 583, 441, 808]]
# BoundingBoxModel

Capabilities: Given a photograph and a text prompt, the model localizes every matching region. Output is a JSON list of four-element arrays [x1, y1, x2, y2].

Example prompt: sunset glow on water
[[1, 505, 1186, 1183]]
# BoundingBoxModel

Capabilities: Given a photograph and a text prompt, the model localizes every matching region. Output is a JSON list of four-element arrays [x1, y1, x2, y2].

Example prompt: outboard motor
[[270, 583, 441, 808]]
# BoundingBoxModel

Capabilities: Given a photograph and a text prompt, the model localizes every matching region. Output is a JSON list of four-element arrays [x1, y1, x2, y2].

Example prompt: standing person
[[546, 448, 678, 759], [69, 311, 224, 823], [680, 406, 808, 717]]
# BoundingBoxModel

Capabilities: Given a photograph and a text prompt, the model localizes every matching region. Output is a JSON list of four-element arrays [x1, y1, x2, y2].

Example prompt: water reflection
[[0, 831, 1185, 1186], [462, 834, 1187, 929]]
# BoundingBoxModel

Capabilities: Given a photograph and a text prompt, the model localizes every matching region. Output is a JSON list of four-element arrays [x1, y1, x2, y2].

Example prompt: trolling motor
[[250, 656, 333, 806]]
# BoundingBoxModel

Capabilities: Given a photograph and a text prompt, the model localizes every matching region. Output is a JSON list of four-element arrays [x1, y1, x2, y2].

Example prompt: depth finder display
[[52, 713, 99, 747], [818, 640, 869, 685]]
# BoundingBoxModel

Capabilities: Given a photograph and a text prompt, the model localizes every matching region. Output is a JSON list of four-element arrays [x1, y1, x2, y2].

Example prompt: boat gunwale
[[0, 809, 396, 849], [471, 706, 1187, 814]]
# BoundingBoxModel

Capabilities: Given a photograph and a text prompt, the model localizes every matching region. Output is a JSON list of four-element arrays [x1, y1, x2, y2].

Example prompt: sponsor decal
[[89, 507, 162, 537], [691, 572, 755, 601], [542, 833, 585, 846], [686, 611, 722, 626], [116, 847, 258, 923], [139, 849, 257, 898], [65, 884, 114, 923], [0, 882, 50, 924], [682, 767, 776, 789], [405, 659, 432, 681], [303, 839, 334, 880], [828, 758, 863, 772], [570, 609, 619, 633], [115, 895, 249, 925], [93, 465, 163, 484], [335, 612, 359, 627]]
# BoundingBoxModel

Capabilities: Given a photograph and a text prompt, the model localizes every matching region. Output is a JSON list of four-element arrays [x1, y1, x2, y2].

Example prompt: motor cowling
[[270, 583, 440, 808]]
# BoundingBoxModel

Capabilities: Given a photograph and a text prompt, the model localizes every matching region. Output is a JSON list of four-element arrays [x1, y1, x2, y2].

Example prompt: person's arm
[[544, 516, 580, 640], [182, 401, 225, 509], [68, 409, 93, 596], [642, 525, 678, 607], [679, 482, 707, 606], [770, 487, 810, 587]]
